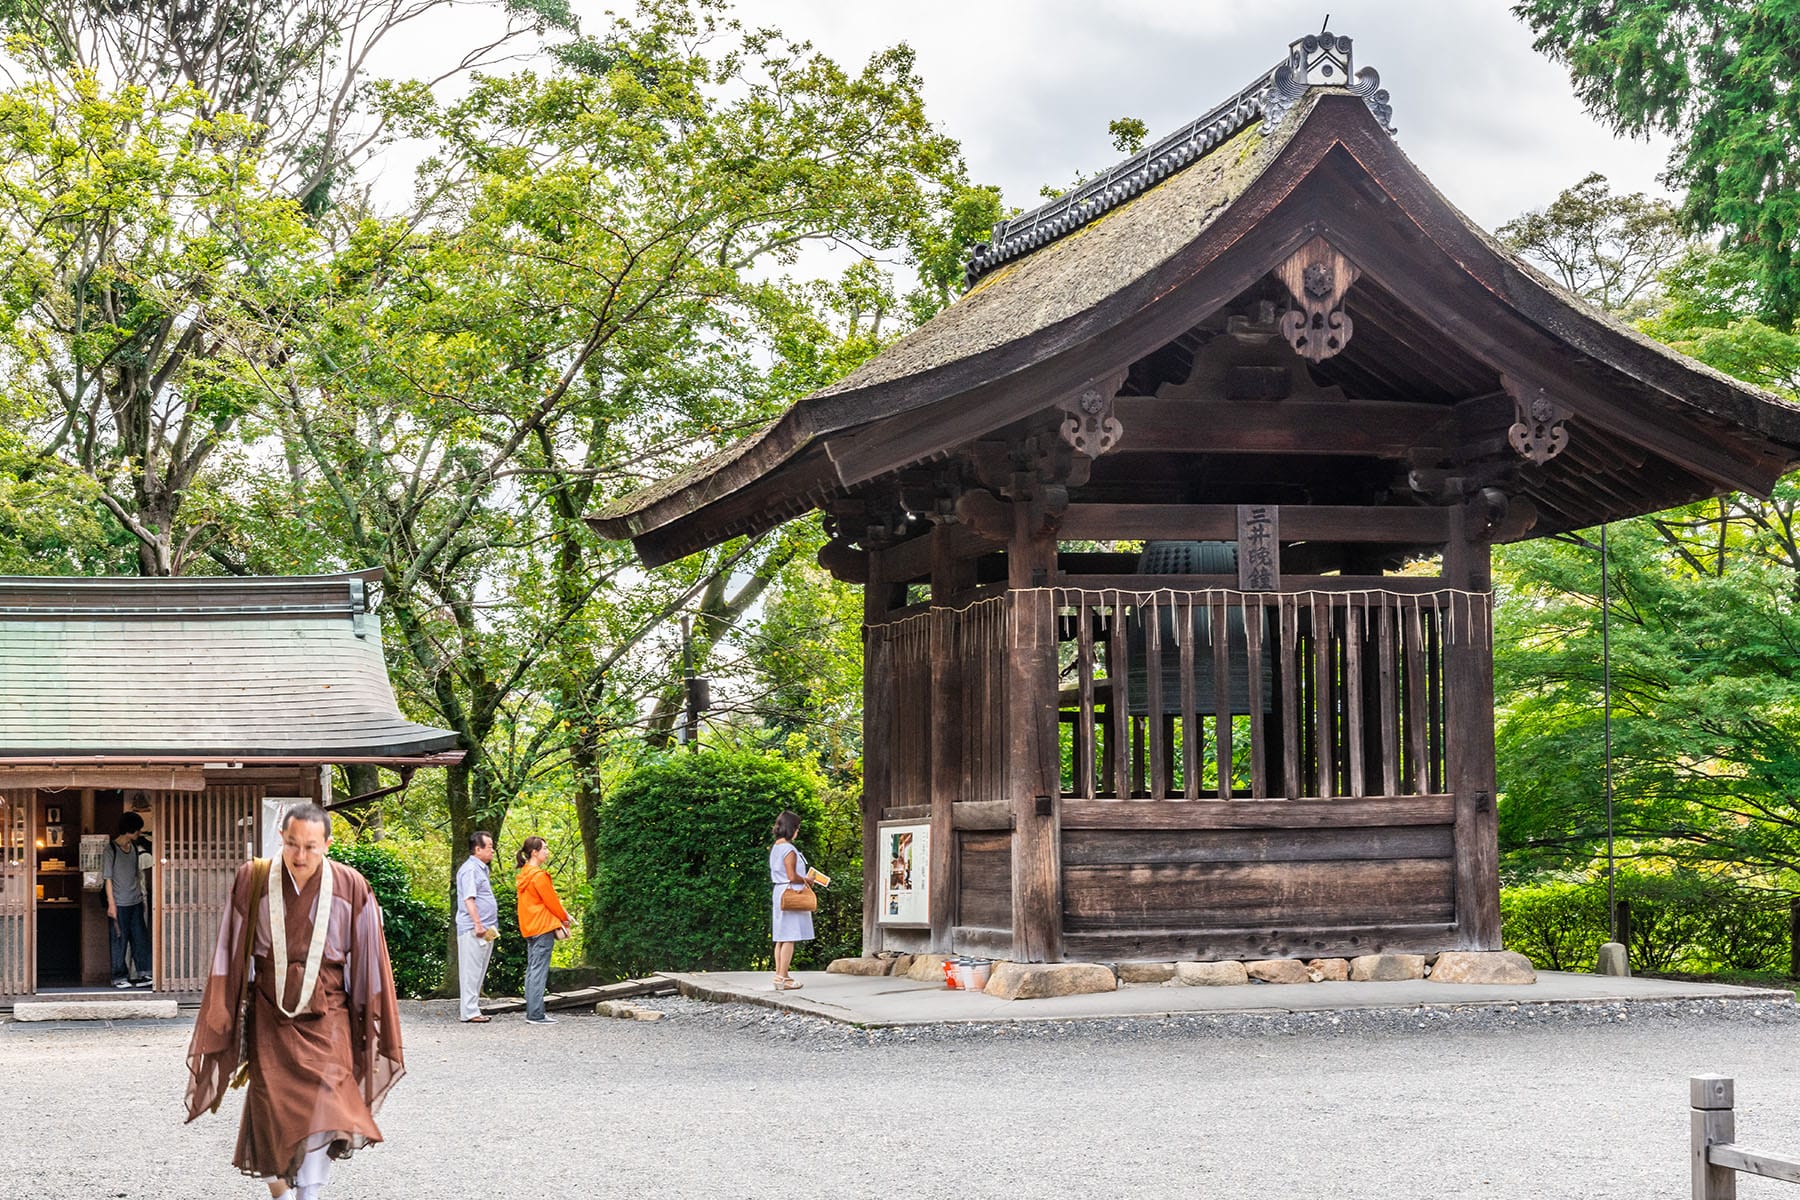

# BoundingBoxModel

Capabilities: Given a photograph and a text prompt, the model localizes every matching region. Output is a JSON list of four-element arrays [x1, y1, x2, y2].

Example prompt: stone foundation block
[[1117, 961, 1177, 984], [13, 998, 179, 1021], [1349, 953, 1427, 982], [1596, 942, 1630, 977], [827, 956, 897, 977], [1428, 950, 1538, 985], [905, 954, 951, 983], [1174, 960, 1250, 987], [983, 962, 1117, 1001], [1247, 958, 1312, 984], [594, 1001, 664, 1020], [1306, 958, 1350, 982]]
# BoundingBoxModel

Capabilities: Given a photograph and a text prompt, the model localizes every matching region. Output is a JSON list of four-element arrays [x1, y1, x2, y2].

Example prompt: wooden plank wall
[[1059, 795, 1458, 961], [154, 785, 260, 993], [0, 790, 31, 996]]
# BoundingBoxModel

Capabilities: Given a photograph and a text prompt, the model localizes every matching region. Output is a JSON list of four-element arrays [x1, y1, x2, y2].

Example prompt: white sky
[[372, 0, 1678, 233]]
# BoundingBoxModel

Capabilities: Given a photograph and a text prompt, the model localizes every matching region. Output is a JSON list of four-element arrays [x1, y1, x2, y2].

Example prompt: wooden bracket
[[1502, 373, 1571, 464], [1276, 236, 1360, 362], [1056, 368, 1129, 459]]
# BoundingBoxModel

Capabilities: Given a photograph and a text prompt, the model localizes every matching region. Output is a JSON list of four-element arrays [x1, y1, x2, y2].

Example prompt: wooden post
[[1691, 1075, 1736, 1200], [861, 555, 903, 955], [1614, 899, 1633, 954], [1006, 503, 1062, 963], [928, 525, 974, 953], [1444, 507, 1502, 949]]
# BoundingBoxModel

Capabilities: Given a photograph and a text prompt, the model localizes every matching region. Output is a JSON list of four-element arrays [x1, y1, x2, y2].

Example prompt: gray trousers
[[457, 929, 495, 1020], [524, 931, 556, 1021]]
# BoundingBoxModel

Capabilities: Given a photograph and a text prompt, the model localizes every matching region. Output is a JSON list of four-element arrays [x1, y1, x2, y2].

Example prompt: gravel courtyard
[[6, 995, 1800, 1199]]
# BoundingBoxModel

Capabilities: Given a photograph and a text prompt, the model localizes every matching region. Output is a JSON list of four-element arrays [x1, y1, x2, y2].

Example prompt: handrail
[[1692, 1075, 1800, 1196]]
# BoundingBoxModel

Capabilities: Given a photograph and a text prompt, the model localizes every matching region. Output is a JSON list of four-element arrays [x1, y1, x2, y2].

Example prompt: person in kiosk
[[103, 811, 153, 988], [184, 802, 404, 1200]]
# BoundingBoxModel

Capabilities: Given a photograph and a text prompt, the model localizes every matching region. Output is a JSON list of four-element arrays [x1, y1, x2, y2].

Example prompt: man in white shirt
[[454, 831, 499, 1023]]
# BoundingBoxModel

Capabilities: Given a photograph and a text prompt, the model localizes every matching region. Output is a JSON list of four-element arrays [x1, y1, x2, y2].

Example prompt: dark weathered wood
[[1311, 593, 1334, 797], [861, 582, 894, 954], [1108, 598, 1130, 801], [1212, 598, 1232, 799], [1279, 598, 1301, 798], [1057, 574, 1451, 594], [1346, 595, 1366, 798], [1444, 519, 1502, 950], [1061, 824, 1454, 867], [1061, 794, 1455, 830], [1145, 596, 1165, 800], [1061, 857, 1455, 929], [1006, 510, 1061, 963], [882, 805, 930, 822], [1403, 601, 1431, 794], [1236, 504, 1282, 590], [1789, 899, 1799, 980], [1244, 599, 1267, 799], [1112, 398, 1455, 459], [957, 833, 1012, 932], [952, 801, 1014, 831], [1062, 923, 1459, 963], [1179, 597, 1198, 801], [1077, 598, 1097, 801], [1057, 502, 1449, 545], [928, 526, 971, 951], [1379, 602, 1399, 795]]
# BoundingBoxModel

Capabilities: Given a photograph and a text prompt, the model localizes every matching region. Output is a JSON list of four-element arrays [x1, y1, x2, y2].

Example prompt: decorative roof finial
[[1264, 30, 1393, 133]]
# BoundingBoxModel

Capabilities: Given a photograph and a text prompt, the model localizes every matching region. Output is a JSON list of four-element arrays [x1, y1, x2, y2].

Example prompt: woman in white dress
[[768, 810, 813, 990]]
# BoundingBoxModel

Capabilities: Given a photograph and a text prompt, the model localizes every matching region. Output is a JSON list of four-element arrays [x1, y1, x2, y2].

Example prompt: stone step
[[13, 996, 180, 1021]]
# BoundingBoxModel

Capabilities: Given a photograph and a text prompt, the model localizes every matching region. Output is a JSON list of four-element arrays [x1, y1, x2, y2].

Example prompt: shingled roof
[[0, 572, 462, 762], [590, 30, 1800, 568]]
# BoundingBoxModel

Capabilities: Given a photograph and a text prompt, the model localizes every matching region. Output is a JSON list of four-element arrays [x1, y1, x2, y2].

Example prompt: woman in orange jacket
[[514, 836, 570, 1025]]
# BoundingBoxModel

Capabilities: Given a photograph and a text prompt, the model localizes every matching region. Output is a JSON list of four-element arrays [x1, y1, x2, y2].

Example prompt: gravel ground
[[6, 995, 1800, 1199]]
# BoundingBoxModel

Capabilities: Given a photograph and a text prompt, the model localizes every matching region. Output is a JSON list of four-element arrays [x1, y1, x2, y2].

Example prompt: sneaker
[[112, 979, 132, 989], [130, 978, 152, 989], [525, 1015, 557, 1025]]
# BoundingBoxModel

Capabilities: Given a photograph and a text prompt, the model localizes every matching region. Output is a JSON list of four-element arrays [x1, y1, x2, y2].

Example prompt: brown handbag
[[779, 882, 817, 913]]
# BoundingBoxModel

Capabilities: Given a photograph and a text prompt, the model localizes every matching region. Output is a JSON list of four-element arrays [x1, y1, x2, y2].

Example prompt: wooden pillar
[[928, 525, 974, 952], [1444, 508, 1502, 949], [1690, 1075, 1736, 1200], [1006, 504, 1062, 963], [861, 554, 904, 955]]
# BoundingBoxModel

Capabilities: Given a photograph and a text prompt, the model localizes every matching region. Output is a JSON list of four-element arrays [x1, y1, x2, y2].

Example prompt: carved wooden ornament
[[1056, 368, 1128, 458], [1502, 374, 1571, 464], [1275, 236, 1360, 362]]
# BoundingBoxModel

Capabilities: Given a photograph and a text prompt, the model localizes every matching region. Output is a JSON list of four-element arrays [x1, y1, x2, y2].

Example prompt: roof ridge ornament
[[963, 31, 1396, 288]]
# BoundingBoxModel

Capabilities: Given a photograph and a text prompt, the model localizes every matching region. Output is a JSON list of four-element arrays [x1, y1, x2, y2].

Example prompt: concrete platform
[[664, 969, 1795, 1028], [12, 996, 180, 1021]]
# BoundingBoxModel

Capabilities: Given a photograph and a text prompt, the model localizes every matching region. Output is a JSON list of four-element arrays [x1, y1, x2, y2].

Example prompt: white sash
[[267, 858, 334, 1018]]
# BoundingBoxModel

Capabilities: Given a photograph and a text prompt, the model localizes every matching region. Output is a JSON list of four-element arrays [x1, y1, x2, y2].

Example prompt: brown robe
[[185, 858, 405, 1185]]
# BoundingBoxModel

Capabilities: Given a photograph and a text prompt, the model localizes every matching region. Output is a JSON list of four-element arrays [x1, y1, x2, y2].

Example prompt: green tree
[[1513, 0, 1800, 325], [1498, 172, 1688, 317], [586, 748, 824, 977]]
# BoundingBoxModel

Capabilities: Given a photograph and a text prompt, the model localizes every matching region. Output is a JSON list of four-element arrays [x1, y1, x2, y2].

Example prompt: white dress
[[769, 841, 814, 942]]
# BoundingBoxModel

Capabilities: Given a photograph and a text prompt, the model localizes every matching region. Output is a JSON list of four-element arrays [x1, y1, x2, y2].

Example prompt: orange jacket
[[515, 864, 570, 938]]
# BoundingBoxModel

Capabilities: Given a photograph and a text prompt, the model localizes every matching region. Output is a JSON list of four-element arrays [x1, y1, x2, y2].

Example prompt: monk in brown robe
[[185, 802, 404, 1199]]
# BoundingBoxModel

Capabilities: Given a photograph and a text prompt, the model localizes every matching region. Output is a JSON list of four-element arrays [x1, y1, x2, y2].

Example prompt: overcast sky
[[379, 0, 1675, 235]]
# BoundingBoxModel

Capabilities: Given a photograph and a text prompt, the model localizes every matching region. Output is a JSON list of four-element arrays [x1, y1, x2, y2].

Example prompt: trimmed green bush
[[1499, 879, 1608, 971], [329, 842, 449, 998], [1502, 868, 1794, 976], [586, 749, 832, 978]]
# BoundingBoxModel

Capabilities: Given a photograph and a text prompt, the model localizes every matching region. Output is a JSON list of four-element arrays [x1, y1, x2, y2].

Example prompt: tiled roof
[[965, 30, 1394, 286], [0, 573, 461, 760]]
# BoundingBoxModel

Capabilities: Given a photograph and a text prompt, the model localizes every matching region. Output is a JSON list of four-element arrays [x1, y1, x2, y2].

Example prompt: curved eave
[[596, 92, 1800, 566]]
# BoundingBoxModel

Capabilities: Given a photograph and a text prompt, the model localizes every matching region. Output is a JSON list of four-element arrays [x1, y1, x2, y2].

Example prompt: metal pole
[[680, 615, 696, 749], [1602, 523, 1616, 939]]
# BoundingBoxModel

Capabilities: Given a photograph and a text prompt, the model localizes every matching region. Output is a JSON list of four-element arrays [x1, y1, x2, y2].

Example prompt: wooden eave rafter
[[600, 92, 1800, 566]]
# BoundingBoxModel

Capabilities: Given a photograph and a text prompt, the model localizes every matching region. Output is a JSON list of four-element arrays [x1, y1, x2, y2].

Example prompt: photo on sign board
[[875, 821, 929, 926]]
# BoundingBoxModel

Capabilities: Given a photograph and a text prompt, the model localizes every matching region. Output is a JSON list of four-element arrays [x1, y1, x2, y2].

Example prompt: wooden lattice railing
[[1052, 587, 1489, 801]]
